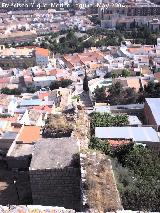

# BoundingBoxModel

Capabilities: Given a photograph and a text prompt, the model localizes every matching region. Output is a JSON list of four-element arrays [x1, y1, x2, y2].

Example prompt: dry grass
[[74, 109, 89, 139], [83, 151, 122, 212], [45, 114, 74, 131]]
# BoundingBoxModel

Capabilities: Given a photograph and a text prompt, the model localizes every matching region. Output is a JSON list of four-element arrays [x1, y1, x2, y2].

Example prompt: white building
[[35, 48, 50, 67], [33, 76, 56, 88], [88, 78, 112, 101]]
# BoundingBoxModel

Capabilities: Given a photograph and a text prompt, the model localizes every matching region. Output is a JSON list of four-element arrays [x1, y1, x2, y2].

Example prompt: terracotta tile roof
[[108, 139, 131, 147], [17, 125, 41, 144], [63, 50, 104, 68], [35, 47, 49, 57], [63, 54, 84, 67], [38, 92, 49, 100], [0, 114, 19, 123], [46, 69, 65, 76], [114, 78, 141, 92], [79, 51, 104, 63], [32, 105, 52, 113], [0, 77, 10, 84], [126, 78, 141, 91], [34, 70, 46, 77], [23, 69, 32, 76], [24, 76, 33, 82], [128, 47, 141, 53], [127, 45, 154, 54], [46, 69, 57, 76]]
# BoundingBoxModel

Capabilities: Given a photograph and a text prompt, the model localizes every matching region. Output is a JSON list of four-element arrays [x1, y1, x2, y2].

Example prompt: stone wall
[[0, 56, 36, 69], [80, 151, 123, 212], [29, 167, 81, 211]]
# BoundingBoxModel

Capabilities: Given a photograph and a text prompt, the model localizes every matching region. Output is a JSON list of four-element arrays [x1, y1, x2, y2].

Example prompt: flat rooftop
[[95, 127, 160, 143], [9, 144, 34, 158], [1, 131, 17, 140], [30, 137, 79, 170], [128, 115, 142, 126]]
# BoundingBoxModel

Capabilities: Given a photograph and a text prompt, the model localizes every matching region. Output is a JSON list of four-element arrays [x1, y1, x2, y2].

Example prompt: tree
[[93, 86, 106, 103], [61, 79, 73, 88], [111, 143, 134, 165], [59, 36, 66, 43], [89, 136, 111, 155], [89, 15, 101, 25], [108, 82, 138, 105], [122, 69, 131, 77], [50, 81, 61, 90], [49, 79, 73, 90], [123, 87, 138, 105], [83, 71, 89, 92], [114, 145, 160, 211], [111, 73, 118, 78], [26, 87, 36, 93], [138, 81, 160, 102], [90, 112, 129, 135], [66, 30, 76, 40], [107, 82, 124, 105], [1, 87, 21, 95]]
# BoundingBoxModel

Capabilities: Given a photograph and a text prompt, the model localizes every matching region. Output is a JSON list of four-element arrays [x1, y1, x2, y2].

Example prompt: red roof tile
[[17, 125, 41, 144]]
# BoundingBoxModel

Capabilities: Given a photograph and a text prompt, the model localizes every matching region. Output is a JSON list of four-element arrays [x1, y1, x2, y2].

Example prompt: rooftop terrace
[[30, 137, 79, 170]]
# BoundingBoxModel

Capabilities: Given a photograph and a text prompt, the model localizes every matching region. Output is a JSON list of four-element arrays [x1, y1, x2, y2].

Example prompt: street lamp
[[13, 180, 20, 203]]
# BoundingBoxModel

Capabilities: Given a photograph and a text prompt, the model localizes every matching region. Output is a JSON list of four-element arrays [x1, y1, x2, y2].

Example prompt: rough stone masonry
[[29, 138, 81, 212]]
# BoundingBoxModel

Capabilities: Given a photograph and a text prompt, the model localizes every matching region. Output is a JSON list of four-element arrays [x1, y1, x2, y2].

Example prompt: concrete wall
[[0, 56, 36, 69], [144, 101, 157, 126], [29, 168, 81, 211]]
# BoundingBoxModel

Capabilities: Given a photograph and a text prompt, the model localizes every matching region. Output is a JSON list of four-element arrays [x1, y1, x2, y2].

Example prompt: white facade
[[36, 54, 49, 67], [8, 99, 18, 116], [19, 110, 45, 127], [33, 76, 56, 88]]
